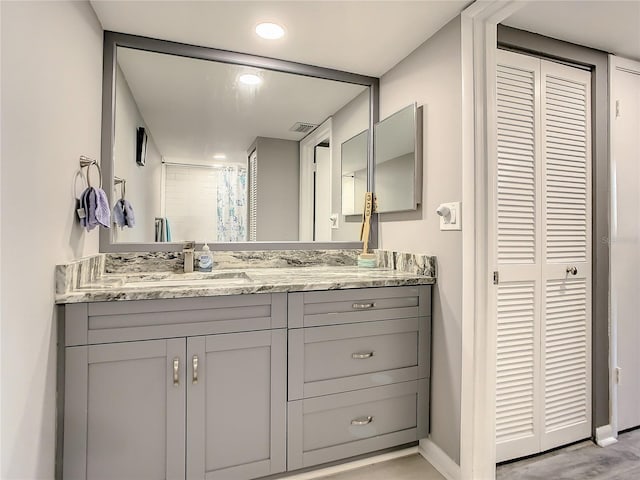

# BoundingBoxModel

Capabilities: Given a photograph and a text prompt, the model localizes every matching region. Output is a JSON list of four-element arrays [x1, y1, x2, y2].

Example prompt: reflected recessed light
[[256, 22, 285, 40], [239, 73, 262, 86], [213, 153, 226, 160]]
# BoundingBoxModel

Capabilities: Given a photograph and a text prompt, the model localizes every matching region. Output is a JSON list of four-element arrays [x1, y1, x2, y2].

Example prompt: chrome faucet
[[183, 241, 195, 273]]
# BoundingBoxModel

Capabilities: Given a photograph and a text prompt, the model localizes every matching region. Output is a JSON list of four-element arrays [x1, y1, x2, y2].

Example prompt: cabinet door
[[187, 330, 286, 480], [63, 339, 186, 480]]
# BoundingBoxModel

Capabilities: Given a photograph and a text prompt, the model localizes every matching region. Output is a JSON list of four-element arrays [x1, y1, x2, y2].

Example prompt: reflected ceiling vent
[[289, 122, 318, 133]]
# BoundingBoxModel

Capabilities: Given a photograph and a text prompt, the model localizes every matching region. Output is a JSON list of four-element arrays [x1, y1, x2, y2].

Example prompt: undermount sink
[[122, 271, 253, 289]]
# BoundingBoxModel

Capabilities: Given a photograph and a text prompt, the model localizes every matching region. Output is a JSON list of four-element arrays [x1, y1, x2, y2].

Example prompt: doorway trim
[[299, 118, 332, 241], [460, 2, 612, 478], [609, 55, 640, 441], [459, 2, 533, 479]]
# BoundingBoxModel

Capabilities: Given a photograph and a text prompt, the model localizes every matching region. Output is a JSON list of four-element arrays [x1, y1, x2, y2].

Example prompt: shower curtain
[[216, 165, 247, 242]]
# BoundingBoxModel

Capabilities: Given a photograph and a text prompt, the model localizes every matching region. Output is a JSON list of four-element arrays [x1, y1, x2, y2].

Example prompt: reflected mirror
[[341, 130, 368, 216], [373, 103, 422, 213], [104, 34, 376, 250]]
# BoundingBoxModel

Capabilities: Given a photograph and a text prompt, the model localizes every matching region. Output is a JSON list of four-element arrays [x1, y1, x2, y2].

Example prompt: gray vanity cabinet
[[58, 294, 287, 480], [63, 338, 186, 480], [286, 285, 431, 470], [58, 285, 432, 479], [186, 330, 286, 480]]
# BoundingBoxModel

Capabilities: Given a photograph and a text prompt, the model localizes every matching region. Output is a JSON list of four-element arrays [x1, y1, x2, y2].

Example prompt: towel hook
[[79, 155, 102, 188], [114, 176, 126, 199]]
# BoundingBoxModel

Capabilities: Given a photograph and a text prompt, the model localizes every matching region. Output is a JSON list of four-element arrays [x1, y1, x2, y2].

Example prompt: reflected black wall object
[[136, 126, 148, 166]]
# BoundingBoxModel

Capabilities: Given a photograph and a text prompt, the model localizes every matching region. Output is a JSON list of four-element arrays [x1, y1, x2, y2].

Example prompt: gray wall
[[114, 66, 162, 243], [254, 137, 300, 241], [1, 1, 103, 478], [331, 90, 370, 242], [497, 25, 610, 433], [378, 16, 463, 463]]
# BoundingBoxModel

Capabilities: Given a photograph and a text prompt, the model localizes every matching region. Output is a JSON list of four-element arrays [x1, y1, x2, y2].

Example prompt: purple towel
[[113, 199, 135, 228], [94, 188, 111, 228], [79, 187, 110, 231], [123, 199, 135, 227], [112, 199, 125, 227], [79, 188, 91, 228], [86, 188, 98, 231]]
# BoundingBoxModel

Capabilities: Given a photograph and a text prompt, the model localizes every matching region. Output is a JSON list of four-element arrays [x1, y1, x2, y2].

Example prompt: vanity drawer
[[288, 286, 431, 328], [62, 293, 287, 346], [288, 317, 430, 399], [287, 380, 429, 470]]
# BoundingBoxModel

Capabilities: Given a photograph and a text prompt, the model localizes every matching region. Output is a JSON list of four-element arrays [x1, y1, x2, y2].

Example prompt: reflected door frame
[[299, 118, 332, 241]]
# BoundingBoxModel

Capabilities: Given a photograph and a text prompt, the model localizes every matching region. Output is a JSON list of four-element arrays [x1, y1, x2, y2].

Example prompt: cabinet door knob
[[173, 357, 180, 387], [352, 302, 376, 310], [352, 351, 374, 359], [350, 415, 374, 426], [566, 266, 578, 275], [192, 355, 199, 384]]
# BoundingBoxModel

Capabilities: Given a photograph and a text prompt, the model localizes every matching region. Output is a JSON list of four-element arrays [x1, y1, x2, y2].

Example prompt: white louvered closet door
[[494, 50, 543, 463], [493, 50, 592, 462], [540, 59, 592, 452]]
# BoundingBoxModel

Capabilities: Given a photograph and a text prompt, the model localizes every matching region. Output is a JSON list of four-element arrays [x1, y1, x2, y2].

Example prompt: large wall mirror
[[100, 32, 379, 252]]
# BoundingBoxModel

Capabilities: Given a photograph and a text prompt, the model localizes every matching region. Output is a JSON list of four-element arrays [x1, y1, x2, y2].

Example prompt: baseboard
[[282, 446, 418, 480], [596, 424, 618, 447], [419, 438, 461, 480]]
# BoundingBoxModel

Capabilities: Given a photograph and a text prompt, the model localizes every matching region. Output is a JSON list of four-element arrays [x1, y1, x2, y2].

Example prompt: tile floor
[[314, 454, 445, 480], [497, 429, 640, 480], [310, 428, 640, 480]]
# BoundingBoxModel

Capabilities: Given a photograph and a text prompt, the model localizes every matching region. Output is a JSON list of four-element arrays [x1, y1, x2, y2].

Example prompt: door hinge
[[615, 367, 622, 385], [616, 100, 621, 118], [493, 271, 499, 285]]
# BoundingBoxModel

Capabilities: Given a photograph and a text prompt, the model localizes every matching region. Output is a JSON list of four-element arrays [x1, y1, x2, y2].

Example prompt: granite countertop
[[55, 265, 435, 304], [55, 250, 436, 304]]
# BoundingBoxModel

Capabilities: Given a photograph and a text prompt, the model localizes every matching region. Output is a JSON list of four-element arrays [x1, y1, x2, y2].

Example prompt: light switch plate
[[439, 202, 461, 231]]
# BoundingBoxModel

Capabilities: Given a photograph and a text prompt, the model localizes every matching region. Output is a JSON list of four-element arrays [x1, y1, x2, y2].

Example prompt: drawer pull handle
[[173, 357, 180, 387], [351, 416, 374, 426], [352, 351, 374, 359], [352, 302, 376, 310], [192, 355, 199, 384]]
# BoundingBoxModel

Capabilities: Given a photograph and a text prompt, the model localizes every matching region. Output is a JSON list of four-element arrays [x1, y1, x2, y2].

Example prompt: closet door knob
[[566, 266, 578, 275]]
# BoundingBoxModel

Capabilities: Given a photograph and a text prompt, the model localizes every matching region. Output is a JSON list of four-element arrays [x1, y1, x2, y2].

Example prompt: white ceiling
[[96, 0, 640, 170], [90, 0, 471, 77], [503, 0, 640, 62], [117, 47, 367, 165]]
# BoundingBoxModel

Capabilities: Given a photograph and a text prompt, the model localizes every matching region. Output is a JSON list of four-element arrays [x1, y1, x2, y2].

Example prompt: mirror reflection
[[112, 46, 369, 244], [373, 103, 422, 213], [341, 130, 368, 215]]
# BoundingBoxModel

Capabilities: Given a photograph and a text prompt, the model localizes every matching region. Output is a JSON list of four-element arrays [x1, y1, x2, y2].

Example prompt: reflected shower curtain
[[216, 166, 247, 242]]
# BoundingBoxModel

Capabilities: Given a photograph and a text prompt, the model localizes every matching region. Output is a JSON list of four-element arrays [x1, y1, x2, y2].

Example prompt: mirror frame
[[100, 31, 379, 252]]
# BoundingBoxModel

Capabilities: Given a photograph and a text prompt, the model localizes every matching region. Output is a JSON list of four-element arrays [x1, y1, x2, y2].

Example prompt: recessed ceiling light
[[238, 73, 262, 86], [256, 22, 285, 40], [213, 153, 226, 160]]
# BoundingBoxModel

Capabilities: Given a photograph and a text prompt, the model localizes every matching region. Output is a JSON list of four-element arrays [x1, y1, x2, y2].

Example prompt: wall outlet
[[438, 202, 461, 231]]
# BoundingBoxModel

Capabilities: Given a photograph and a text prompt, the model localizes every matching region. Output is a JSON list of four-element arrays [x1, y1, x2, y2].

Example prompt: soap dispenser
[[198, 243, 213, 272]]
